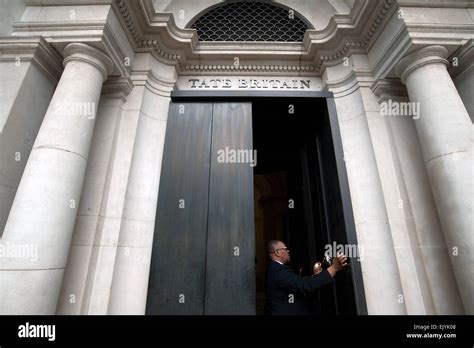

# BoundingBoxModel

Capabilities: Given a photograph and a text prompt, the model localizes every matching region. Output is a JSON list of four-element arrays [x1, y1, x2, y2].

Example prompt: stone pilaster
[[107, 58, 177, 314]]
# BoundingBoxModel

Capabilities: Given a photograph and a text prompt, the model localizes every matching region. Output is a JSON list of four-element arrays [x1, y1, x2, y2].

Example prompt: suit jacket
[[264, 260, 334, 315]]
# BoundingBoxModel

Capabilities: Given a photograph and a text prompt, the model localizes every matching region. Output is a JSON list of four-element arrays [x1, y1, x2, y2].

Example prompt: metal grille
[[190, 1, 309, 42]]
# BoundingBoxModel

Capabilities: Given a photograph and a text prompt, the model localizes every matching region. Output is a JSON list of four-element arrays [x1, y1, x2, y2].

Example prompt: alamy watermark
[[324, 241, 364, 261], [53, 101, 96, 119], [216, 146, 257, 167], [18, 322, 55, 342], [380, 100, 420, 120], [0, 242, 38, 262]]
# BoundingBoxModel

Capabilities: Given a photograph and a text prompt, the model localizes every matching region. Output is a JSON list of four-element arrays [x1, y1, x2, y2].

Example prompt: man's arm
[[274, 254, 348, 294], [274, 266, 334, 294]]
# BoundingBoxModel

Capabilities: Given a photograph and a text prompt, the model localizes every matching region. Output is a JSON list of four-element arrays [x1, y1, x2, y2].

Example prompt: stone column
[[0, 43, 113, 314], [396, 45, 473, 314]]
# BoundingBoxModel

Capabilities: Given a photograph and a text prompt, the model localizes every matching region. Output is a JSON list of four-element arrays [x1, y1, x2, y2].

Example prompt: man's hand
[[333, 253, 348, 271], [313, 262, 322, 275], [327, 253, 348, 277]]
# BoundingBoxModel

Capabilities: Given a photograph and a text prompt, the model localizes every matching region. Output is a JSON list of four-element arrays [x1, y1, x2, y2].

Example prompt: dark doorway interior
[[150, 91, 367, 316], [253, 99, 357, 315]]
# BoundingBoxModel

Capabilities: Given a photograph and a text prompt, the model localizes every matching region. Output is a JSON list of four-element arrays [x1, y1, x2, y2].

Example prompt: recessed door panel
[[147, 102, 255, 315], [147, 103, 213, 315], [205, 103, 256, 315]]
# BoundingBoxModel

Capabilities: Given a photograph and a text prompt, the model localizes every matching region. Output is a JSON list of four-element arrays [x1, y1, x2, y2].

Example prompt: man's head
[[268, 240, 290, 264]]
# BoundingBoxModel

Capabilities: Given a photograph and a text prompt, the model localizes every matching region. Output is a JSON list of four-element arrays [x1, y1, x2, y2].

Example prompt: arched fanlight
[[189, 1, 310, 42]]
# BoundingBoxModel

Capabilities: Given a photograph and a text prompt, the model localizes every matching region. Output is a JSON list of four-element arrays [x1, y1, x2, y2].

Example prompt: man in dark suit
[[264, 240, 348, 315]]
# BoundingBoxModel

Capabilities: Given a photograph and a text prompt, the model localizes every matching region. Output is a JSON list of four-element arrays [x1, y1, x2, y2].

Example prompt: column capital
[[395, 45, 449, 84], [63, 43, 114, 81]]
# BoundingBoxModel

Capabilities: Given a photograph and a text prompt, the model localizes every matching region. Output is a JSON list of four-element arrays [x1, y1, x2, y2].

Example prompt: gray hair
[[267, 240, 281, 254]]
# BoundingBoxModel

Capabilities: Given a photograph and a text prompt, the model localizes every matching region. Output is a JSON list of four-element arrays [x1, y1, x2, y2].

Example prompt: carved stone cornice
[[371, 79, 409, 103], [0, 36, 63, 82], [9, 0, 472, 80], [101, 76, 134, 101], [177, 62, 318, 76], [369, 1, 474, 79], [7, 0, 398, 77], [11, 4, 133, 79], [112, 0, 397, 75], [396, 0, 473, 8], [24, 0, 112, 4], [304, 0, 396, 66], [448, 39, 474, 79]]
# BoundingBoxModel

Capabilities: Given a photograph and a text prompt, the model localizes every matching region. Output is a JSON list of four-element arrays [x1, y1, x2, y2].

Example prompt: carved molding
[[371, 78, 409, 103], [140, 39, 182, 62], [395, 45, 449, 83], [178, 62, 317, 75], [63, 42, 115, 81], [7, 0, 472, 79], [101, 76, 134, 101], [112, 0, 397, 75], [0, 37, 63, 82], [448, 39, 473, 79]]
